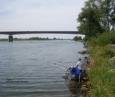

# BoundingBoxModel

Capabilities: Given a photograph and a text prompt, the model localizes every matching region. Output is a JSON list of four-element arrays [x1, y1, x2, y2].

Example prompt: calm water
[[0, 40, 84, 97]]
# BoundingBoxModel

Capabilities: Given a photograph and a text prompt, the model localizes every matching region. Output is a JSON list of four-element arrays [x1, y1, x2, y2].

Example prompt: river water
[[0, 40, 84, 97]]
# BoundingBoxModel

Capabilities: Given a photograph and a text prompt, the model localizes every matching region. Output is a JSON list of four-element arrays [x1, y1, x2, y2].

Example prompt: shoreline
[[0, 39, 72, 42]]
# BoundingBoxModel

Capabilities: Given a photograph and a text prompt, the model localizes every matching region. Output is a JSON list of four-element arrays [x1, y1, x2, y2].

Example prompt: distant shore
[[0, 37, 72, 41]]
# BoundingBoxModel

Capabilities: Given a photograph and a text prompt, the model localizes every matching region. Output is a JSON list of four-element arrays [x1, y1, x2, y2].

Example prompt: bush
[[73, 36, 82, 41], [88, 32, 115, 46]]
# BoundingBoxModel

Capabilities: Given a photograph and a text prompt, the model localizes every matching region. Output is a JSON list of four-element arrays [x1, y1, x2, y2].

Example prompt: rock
[[78, 49, 88, 54]]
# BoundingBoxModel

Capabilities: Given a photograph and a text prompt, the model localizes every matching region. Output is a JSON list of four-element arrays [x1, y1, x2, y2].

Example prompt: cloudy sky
[[0, 0, 86, 38]]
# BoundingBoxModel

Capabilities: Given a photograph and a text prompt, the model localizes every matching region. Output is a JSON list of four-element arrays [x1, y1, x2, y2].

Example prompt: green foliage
[[78, 1, 115, 96], [89, 45, 115, 97], [78, 0, 115, 39], [90, 46, 114, 58], [78, 6, 103, 38], [87, 31, 115, 97], [88, 32, 115, 46], [73, 36, 82, 41]]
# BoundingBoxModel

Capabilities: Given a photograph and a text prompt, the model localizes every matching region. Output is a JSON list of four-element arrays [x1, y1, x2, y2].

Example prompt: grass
[[87, 32, 115, 97]]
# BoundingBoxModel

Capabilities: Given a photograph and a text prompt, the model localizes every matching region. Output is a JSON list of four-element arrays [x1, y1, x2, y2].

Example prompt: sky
[[0, 0, 86, 39]]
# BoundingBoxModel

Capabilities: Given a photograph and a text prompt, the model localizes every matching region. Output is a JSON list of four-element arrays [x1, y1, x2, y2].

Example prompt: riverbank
[[87, 32, 115, 97]]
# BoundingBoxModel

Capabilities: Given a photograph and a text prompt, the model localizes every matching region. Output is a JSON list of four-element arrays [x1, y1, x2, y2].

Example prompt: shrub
[[88, 32, 115, 46]]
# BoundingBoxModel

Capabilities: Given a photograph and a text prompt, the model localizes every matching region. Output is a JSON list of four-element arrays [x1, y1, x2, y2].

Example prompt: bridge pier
[[8, 35, 13, 42]]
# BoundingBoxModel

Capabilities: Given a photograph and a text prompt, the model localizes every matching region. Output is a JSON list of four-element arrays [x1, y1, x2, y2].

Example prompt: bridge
[[0, 31, 82, 42]]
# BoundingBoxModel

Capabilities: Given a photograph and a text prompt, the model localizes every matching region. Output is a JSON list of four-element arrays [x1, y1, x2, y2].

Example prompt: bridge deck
[[0, 31, 81, 35]]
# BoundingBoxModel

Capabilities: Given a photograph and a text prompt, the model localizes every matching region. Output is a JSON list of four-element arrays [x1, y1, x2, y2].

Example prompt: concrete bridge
[[0, 31, 82, 42]]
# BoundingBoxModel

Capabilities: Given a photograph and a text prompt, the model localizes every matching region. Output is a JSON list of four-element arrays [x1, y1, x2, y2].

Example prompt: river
[[0, 40, 84, 97]]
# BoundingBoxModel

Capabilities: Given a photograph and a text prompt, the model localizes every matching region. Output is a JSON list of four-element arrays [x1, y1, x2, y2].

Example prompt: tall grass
[[87, 32, 115, 97]]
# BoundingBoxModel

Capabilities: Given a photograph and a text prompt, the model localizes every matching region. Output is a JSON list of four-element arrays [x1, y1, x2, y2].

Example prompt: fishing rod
[[52, 62, 77, 71]]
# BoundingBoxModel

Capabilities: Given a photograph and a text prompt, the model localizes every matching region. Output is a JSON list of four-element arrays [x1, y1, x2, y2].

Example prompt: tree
[[100, 0, 115, 31], [78, 0, 115, 39]]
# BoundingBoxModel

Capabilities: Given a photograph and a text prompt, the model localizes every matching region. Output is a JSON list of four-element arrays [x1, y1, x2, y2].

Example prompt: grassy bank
[[87, 32, 115, 97]]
